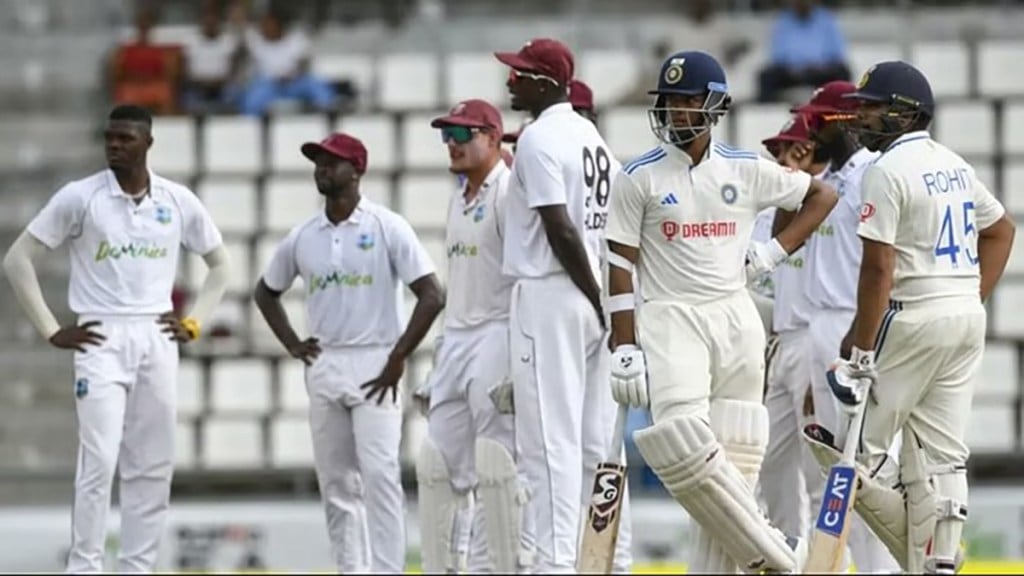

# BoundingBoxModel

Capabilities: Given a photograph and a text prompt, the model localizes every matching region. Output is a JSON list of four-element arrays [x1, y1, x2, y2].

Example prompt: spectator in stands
[[757, 0, 851, 103], [182, 0, 245, 114], [238, 5, 337, 116], [675, 0, 751, 69], [109, 3, 183, 115]]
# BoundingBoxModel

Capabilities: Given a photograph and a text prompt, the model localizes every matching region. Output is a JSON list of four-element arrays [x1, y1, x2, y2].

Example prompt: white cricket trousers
[[509, 274, 632, 573], [760, 327, 815, 539], [68, 314, 177, 574], [305, 345, 405, 573], [426, 320, 522, 571]]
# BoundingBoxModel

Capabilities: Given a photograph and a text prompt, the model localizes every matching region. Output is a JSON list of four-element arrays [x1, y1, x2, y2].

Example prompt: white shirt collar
[[318, 197, 367, 228], [883, 130, 931, 154], [537, 102, 574, 120]]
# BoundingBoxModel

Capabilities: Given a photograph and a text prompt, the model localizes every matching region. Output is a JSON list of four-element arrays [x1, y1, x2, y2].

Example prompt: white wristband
[[850, 346, 875, 368], [766, 238, 789, 266], [607, 251, 634, 273], [608, 294, 635, 314]]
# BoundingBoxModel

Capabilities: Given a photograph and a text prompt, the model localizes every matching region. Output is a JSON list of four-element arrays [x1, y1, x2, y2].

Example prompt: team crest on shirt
[[473, 203, 486, 223], [154, 206, 172, 225], [74, 378, 89, 399], [357, 233, 375, 251], [720, 184, 738, 205]]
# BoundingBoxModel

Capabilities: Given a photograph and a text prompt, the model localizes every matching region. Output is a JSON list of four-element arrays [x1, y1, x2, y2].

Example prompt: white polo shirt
[[606, 141, 812, 306], [502, 102, 620, 282], [26, 169, 222, 316], [244, 28, 310, 79], [858, 131, 1004, 303], [748, 207, 776, 299], [444, 161, 514, 329], [262, 198, 435, 347], [185, 32, 240, 82], [771, 245, 809, 333], [805, 147, 879, 312]]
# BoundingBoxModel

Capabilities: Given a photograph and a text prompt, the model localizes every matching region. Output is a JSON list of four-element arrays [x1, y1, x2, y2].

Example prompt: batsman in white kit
[[2, 105, 231, 573], [804, 61, 1015, 573], [254, 132, 445, 573], [603, 50, 838, 573], [494, 37, 632, 573], [412, 99, 534, 573]]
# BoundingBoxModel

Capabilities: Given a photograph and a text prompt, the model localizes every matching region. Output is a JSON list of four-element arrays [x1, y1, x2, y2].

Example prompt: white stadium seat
[[402, 112, 449, 170], [270, 416, 315, 468], [254, 233, 307, 295], [578, 49, 640, 107], [603, 106, 659, 162], [268, 115, 332, 174], [202, 417, 264, 469], [445, 52, 508, 107], [335, 113, 396, 172], [979, 40, 1024, 97], [175, 421, 196, 469], [1005, 227, 1024, 276], [188, 238, 250, 294], [202, 115, 262, 175], [397, 173, 456, 230], [934, 101, 994, 157], [209, 359, 273, 415], [194, 176, 258, 236], [972, 160, 995, 202], [278, 361, 310, 413], [378, 53, 441, 111], [150, 116, 196, 177], [1001, 102, 1024, 156], [250, 297, 307, 354], [734, 103, 792, 153], [724, 43, 767, 104], [910, 41, 969, 99], [846, 43, 902, 82], [264, 176, 321, 233], [360, 173, 392, 208], [992, 283, 1024, 339], [965, 405, 1014, 453], [978, 341, 1018, 399], [1001, 161, 1024, 214], [177, 358, 204, 418], [312, 53, 376, 99]]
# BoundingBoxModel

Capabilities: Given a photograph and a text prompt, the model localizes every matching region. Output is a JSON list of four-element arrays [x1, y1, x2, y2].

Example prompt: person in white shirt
[[494, 37, 632, 573], [807, 61, 1014, 573], [1, 105, 231, 573], [604, 50, 837, 573], [253, 132, 444, 573], [183, 0, 244, 113]]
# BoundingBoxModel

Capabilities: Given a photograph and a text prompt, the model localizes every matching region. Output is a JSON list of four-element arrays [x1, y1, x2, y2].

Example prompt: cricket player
[[494, 38, 632, 573], [412, 99, 534, 573], [1, 104, 231, 573], [604, 50, 838, 573], [253, 132, 444, 573], [502, 78, 597, 148], [811, 61, 1015, 573]]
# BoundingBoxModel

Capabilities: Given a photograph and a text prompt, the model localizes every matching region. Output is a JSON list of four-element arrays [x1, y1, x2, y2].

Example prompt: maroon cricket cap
[[792, 81, 859, 116], [301, 132, 368, 174], [762, 114, 812, 149], [430, 99, 504, 135], [569, 79, 594, 111], [494, 38, 575, 86]]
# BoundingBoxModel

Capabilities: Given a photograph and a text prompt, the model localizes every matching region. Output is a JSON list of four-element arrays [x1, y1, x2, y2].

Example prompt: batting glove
[[610, 345, 649, 409], [745, 239, 789, 280], [489, 378, 514, 414], [826, 347, 876, 416]]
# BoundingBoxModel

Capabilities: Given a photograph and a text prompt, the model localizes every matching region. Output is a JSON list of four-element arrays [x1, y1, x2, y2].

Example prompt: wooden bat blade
[[804, 463, 859, 572], [577, 461, 627, 574]]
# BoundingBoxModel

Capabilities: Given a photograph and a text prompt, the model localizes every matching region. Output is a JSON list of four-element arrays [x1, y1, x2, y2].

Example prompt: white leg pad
[[901, 436, 968, 575], [475, 438, 529, 572], [417, 438, 471, 573], [634, 414, 794, 573]]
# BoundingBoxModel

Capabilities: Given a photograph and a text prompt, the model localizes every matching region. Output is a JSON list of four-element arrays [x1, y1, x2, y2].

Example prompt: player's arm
[[253, 278, 306, 354], [774, 178, 836, 254], [391, 273, 445, 362], [2, 230, 61, 340], [607, 241, 639, 347], [253, 232, 319, 364], [537, 205, 604, 318], [973, 177, 1016, 302], [176, 191, 231, 341]]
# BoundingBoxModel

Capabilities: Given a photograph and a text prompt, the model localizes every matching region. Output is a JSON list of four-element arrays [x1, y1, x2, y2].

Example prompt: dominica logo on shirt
[[357, 233, 375, 251], [447, 242, 479, 258], [154, 206, 172, 225], [94, 240, 169, 262], [308, 271, 374, 293]]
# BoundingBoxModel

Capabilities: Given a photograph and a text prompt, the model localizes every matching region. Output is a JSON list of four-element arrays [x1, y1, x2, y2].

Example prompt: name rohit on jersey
[[922, 167, 970, 196], [660, 219, 737, 241]]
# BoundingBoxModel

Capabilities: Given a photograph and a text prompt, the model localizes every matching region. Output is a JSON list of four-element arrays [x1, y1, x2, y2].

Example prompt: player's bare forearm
[[978, 214, 1016, 302], [775, 180, 838, 254], [253, 279, 303, 350], [851, 239, 895, 351], [608, 241, 639, 347], [771, 208, 796, 238], [389, 273, 445, 361], [537, 205, 602, 309]]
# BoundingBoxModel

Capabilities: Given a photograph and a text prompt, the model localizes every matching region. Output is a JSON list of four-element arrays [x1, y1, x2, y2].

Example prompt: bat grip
[[840, 381, 870, 464], [606, 403, 629, 463]]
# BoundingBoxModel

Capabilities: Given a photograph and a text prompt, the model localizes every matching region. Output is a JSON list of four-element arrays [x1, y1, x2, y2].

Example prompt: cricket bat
[[577, 403, 629, 574], [804, 382, 870, 572]]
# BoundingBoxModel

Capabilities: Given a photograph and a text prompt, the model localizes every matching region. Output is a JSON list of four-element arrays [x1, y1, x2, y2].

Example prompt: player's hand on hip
[[610, 344, 649, 409], [826, 347, 876, 416], [157, 312, 197, 343], [361, 354, 405, 405], [49, 321, 106, 353], [744, 239, 788, 279], [489, 378, 514, 414], [287, 337, 322, 366]]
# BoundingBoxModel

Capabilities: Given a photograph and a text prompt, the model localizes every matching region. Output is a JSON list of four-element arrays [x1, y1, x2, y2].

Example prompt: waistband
[[887, 294, 982, 312], [318, 343, 393, 354], [77, 313, 162, 323]]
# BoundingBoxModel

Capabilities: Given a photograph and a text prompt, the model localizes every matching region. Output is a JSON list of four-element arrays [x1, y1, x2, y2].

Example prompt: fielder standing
[[604, 51, 837, 573], [494, 38, 632, 573], [253, 133, 444, 573], [2, 104, 231, 573]]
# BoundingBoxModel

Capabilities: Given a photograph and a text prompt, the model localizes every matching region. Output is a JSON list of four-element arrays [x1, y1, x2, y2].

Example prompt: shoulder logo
[[357, 233, 375, 250], [721, 184, 738, 205]]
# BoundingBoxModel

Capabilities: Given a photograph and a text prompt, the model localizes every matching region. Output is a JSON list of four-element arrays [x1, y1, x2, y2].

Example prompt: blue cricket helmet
[[647, 50, 731, 147], [846, 60, 934, 115], [649, 50, 729, 97]]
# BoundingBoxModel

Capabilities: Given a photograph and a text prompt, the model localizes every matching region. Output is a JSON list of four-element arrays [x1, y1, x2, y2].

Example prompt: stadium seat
[[268, 114, 332, 174], [270, 415, 315, 468], [194, 176, 258, 236], [209, 358, 273, 415], [177, 358, 205, 418], [250, 297, 307, 354], [979, 40, 1024, 97], [978, 341, 1018, 400], [934, 101, 994, 157], [846, 43, 902, 81], [264, 176, 321, 233], [444, 52, 508, 107], [397, 173, 456, 230], [1001, 161, 1024, 214], [254, 233, 307, 295], [734, 103, 792, 153], [910, 41, 969, 99], [378, 53, 441, 111], [202, 115, 262, 175], [724, 43, 767, 104], [360, 172, 392, 208], [972, 160, 996, 201], [175, 421, 196, 469], [603, 106, 660, 163], [965, 405, 1014, 452], [311, 52, 376, 101], [334, 113, 396, 172], [420, 234, 448, 282], [201, 417, 264, 469], [1005, 227, 1024, 277], [991, 283, 1024, 338], [402, 112, 450, 170], [578, 49, 640, 107], [278, 361, 310, 413], [1001, 101, 1024, 156], [149, 116, 196, 177], [188, 238, 251, 295]]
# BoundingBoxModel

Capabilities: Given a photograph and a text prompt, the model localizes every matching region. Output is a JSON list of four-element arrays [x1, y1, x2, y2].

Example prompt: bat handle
[[840, 380, 870, 464], [606, 403, 629, 463]]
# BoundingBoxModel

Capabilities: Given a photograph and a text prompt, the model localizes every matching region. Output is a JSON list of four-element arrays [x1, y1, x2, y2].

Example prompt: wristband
[[607, 251, 634, 273], [608, 294, 635, 314], [766, 238, 789, 266], [850, 346, 875, 369], [180, 317, 201, 341]]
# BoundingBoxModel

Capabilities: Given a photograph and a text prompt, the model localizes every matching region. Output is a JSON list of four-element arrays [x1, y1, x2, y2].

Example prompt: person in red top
[[109, 4, 182, 115]]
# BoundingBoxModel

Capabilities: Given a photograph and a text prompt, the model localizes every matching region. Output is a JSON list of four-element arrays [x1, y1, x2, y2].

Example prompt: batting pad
[[634, 414, 795, 573], [475, 437, 526, 572], [416, 438, 470, 573]]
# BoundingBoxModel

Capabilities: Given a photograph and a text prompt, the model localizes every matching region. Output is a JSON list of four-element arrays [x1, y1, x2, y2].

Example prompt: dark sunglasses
[[440, 125, 481, 144]]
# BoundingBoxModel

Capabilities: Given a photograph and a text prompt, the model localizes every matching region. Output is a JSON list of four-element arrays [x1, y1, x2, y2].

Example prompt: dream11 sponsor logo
[[660, 220, 738, 241]]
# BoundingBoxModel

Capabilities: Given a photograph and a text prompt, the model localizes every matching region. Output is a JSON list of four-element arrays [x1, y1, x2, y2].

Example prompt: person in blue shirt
[[757, 0, 851, 103]]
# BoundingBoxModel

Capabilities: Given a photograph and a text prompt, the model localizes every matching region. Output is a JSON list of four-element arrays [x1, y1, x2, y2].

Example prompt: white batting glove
[[610, 345, 649, 409], [412, 381, 431, 416], [489, 378, 514, 414], [826, 347, 876, 416], [745, 238, 789, 280]]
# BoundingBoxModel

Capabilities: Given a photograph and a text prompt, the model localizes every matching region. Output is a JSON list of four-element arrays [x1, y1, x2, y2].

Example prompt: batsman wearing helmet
[[603, 50, 838, 572], [804, 61, 1015, 573]]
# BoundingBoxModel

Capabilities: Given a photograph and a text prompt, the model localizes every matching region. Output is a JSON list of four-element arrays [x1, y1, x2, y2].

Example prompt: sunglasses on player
[[508, 68, 559, 85], [440, 125, 482, 145]]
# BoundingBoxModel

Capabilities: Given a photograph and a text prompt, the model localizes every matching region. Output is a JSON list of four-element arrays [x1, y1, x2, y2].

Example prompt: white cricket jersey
[[605, 140, 812, 306], [444, 161, 514, 329], [26, 169, 222, 316], [502, 102, 620, 282], [262, 198, 435, 347], [771, 244, 809, 333], [806, 147, 879, 311], [748, 208, 776, 299], [858, 131, 1005, 303]]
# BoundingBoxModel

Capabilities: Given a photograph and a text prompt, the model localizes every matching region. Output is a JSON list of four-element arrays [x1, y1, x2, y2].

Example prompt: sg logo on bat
[[587, 463, 626, 533], [816, 466, 855, 537]]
